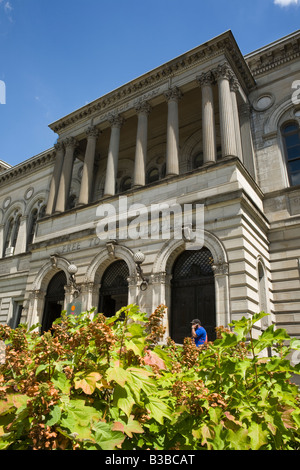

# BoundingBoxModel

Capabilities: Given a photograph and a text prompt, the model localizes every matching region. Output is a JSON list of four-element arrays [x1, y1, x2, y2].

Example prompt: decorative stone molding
[[135, 100, 152, 115], [49, 31, 255, 134], [212, 258, 229, 276], [108, 113, 125, 128], [196, 71, 215, 87], [86, 125, 101, 138], [152, 230, 228, 275], [213, 62, 234, 82], [63, 136, 79, 149], [85, 245, 136, 285], [164, 86, 183, 103]]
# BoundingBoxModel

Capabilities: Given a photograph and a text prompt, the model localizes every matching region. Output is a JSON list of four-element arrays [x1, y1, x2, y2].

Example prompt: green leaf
[[107, 365, 129, 387], [248, 422, 269, 450], [52, 371, 71, 394], [93, 421, 125, 450], [124, 338, 145, 356], [146, 396, 173, 424], [112, 415, 144, 438], [74, 372, 102, 395], [113, 385, 135, 417], [227, 427, 249, 450], [45, 404, 61, 426], [0, 394, 28, 416], [60, 398, 101, 441]]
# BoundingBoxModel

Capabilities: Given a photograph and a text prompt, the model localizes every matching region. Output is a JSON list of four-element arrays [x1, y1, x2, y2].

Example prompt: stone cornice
[[0, 148, 55, 184], [245, 29, 300, 77], [49, 30, 255, 135]]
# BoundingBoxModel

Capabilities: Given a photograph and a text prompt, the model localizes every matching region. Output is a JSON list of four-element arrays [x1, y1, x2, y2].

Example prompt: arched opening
[[171, 247, 216, 344], [98, 260, 129, 317], [42, 270, 67, 332], [281, 122, 300, 186]]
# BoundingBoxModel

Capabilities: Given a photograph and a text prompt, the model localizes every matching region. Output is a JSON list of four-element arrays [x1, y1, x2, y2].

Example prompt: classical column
[[78, 126, 100, 205], [133, 101, 151, 187], [104, 114, 124, 197], [197, 71, 217, 164], [239, 103, 256, 179], [55, 137, 78, 213], [230, 77, 243, 162], [164, 87, 182, 176], [214, 63, 238, 158], [46, 142, 65, 216]]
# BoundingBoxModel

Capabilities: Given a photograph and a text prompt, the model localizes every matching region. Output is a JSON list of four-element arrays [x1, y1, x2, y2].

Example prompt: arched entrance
[[171, 247, 216, 344], [42, 271, 67, 332], [98, 260, 129, 317]]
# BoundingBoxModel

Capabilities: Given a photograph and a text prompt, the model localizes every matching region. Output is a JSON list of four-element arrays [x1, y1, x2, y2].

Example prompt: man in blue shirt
[[191, 319, 207, 347]]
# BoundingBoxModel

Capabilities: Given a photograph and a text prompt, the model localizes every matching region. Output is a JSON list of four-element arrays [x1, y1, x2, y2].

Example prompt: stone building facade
[[0, 30, 299, 346]]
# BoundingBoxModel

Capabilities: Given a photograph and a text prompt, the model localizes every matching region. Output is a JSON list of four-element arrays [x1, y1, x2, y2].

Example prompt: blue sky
[[0, 0, 300, 167]]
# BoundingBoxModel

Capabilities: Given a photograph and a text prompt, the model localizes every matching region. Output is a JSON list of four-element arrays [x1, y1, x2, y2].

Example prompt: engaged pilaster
[[55, 137, 78, 213], [197, 71, 217, 164], [104, 114, 124, 197], [78, 126, 100, 205], [133, 101, 151, 187], [164, 87, 182, 177]]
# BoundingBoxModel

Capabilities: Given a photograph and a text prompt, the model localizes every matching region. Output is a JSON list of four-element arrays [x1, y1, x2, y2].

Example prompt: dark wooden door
[[42, 270, 67, 332], [171, 249, 216, 344]]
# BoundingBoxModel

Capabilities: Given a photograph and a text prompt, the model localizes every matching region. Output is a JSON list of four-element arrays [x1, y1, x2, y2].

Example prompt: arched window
[[120, 176, 131, 192], [27, 208, 38, 248], [98, 260, 129, 317], [3, 218, 14, 256], [3, 212, 21, 257], [282, 122, 300, 186], [42, 270, 67, 332], [193, 152, 203, 169], [146, 167, 159, 184]]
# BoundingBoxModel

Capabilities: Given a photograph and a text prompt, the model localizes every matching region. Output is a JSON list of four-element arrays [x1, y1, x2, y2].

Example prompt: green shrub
[[0, 306, 299, 450]]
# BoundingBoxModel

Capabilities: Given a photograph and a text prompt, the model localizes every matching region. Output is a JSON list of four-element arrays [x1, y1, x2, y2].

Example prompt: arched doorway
[[171, 247, 216, 344], [42, 271, 67, 332], [98, 260, 129, 317]]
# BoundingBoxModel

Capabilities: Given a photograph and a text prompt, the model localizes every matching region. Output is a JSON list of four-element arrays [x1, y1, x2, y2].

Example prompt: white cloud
[[0, 0, 13, 21], [274, 0, 300, 6]]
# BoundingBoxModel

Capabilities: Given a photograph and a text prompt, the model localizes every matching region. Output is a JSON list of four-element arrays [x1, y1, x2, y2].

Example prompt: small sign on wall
[[66, 302, 82, 316]]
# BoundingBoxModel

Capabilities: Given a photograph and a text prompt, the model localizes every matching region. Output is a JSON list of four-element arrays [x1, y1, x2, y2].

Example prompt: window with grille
[[172, 247, 214, 280], [282, 122, 300, 186], [100, 260, 129, 295]]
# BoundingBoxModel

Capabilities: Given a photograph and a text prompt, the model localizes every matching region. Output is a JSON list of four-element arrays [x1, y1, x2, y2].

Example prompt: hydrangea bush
[[0, 305, 299, 450]]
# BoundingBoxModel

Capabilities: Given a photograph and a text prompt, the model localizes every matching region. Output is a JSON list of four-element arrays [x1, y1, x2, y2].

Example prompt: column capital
[[196, 71, 215, 87], [213, 62, 233, 81], [164, 86, 183, 103], [54, 141, 65, 152], [86, 125, 101, 139], [63, 136, 79, 149], [108, 113, 124, 128], [135, 100, 152, 116]]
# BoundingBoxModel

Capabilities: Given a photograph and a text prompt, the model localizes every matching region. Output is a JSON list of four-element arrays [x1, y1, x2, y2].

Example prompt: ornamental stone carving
[[196, 71, 215, 87], [108, 113, 124, 128], [86, 125, 101, 139], [135, 100, 152, 115], [164, 86, 183, 102]]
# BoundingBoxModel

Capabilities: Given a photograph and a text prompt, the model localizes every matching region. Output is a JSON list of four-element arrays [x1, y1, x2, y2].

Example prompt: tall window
[[27, 208, 38, 248], [282, 122, 300, 186], [3, 212, 21, 257]]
